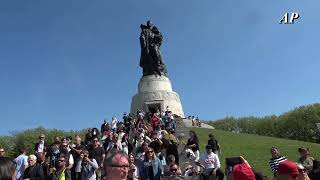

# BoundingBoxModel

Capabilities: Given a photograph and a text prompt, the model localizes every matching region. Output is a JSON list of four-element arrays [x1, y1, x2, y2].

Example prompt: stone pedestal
[[130, 75, 184, 117]]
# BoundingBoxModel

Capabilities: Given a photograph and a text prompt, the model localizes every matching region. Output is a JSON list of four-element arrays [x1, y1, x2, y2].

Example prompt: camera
[[225, 157, 242, 174]]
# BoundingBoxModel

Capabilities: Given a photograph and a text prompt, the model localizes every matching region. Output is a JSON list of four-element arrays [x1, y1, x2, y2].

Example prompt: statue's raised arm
[[139, 20, 168, 77]]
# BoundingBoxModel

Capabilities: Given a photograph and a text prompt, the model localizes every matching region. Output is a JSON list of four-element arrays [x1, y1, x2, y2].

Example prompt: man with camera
[[195, 145, 224, 180], [75, 150, 99, 180]]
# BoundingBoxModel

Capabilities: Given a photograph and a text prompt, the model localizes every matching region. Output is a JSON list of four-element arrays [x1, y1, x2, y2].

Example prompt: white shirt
[[111, 118, 117, 129], [196, 152, 220, 169], [37, 140, 45, 153], [15, 154, 28, 179], [69, 154, 74, 165]]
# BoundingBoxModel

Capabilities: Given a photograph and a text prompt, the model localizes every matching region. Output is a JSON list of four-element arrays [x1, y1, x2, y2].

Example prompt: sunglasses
[[170, 168, 178, 172], [110, 164, 129, 169]]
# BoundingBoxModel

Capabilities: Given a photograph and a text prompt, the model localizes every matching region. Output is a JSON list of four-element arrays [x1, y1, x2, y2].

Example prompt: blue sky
[[0, 1, 319, 135]]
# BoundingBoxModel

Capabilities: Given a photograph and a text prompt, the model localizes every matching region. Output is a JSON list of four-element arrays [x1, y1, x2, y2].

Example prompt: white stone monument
[[130, 75, 184, 117]]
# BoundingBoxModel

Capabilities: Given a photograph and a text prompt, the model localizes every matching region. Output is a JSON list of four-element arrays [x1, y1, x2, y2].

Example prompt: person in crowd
[[59, 143, 74, 170], [127, 153, 139, 180], [149, 133, 163, 155], [207, 134, 220, 155], [0, 157, 17, 180], [36, 152, 50, 180], [309, 159, 320, 180], [195, 145, 224, 180], [185, 130, 200, 170], [75, 150, 98, 180], [85, 129, 93, 147], [104, 150, 129, 180], [105, 134, 122, 152], [164, 128, 179, 165], [100, 119, 108, 134], [48, 139, 60, 170], [121, 133, 133, 155], [34, 134, 46, 156], [23, 154, 44, 180], [123, 112, 132, 134], [184, 165, 196, 177], [50, 155, 71, 180], [169, 163, 182, 177], [297, 163, 310, 180], [138, 147, 162, 180], [269, 146, 287, 177], [191, 116, 195, 126], [88, 137, 105, 180], [15, 147, 29, 180], [163, 155, 177, 176], [196, 117, 201, 127], [298, 147, 314, 174], [0, 147, 6, 157], [225, 156, 255, 180], [136, 142, 149, 161], [276, 160, 299, 180], [152, 114, 159, 130], [111, 116, 118, 132], [70, 135, 86, 180]]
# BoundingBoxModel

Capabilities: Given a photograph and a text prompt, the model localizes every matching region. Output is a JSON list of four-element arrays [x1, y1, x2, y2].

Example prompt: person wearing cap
[[298, 147, 314, 174], [195, 144, 224, 180], [276, 160, 299, 180]]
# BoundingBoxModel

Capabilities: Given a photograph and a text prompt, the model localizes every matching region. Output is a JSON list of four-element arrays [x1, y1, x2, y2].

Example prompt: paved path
[[183, 119, 214, 129]]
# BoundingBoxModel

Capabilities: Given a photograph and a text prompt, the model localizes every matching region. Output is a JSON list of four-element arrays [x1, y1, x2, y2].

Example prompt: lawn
[[191, 128, 320, 178]]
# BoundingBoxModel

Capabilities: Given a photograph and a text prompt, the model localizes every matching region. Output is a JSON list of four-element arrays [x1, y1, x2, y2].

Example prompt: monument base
[[130, 75, 184, 117]]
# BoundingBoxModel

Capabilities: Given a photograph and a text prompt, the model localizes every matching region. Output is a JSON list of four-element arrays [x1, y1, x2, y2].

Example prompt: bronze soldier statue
[[139, 20, 168, 77]]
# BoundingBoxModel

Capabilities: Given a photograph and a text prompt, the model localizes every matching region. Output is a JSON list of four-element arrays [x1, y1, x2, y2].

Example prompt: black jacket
[[23, 164, 44, 180]]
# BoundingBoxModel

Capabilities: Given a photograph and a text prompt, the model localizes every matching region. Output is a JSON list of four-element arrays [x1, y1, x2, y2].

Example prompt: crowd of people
[[0, 109, 320, 180]]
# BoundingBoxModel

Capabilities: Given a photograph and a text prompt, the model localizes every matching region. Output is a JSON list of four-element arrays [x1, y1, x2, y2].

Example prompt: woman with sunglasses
[[138, 147, 162, 180]]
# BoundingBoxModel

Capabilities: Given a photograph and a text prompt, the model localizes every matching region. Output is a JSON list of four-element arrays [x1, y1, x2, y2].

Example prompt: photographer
[[75, 150, 98, 180], [225, 156, 255, 180]]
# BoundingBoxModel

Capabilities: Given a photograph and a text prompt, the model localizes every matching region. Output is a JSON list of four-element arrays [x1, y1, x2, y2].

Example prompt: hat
[[232, 163, 255, 180], [277, 160, 299, 175], [298, 147, 309, 153]]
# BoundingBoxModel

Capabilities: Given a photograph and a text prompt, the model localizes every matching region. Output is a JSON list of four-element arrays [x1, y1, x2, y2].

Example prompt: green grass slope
[[191, 128, 320, 178]]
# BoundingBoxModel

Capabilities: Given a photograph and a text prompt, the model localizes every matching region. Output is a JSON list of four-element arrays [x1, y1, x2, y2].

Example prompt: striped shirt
[[269, 156, 287, 172]]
